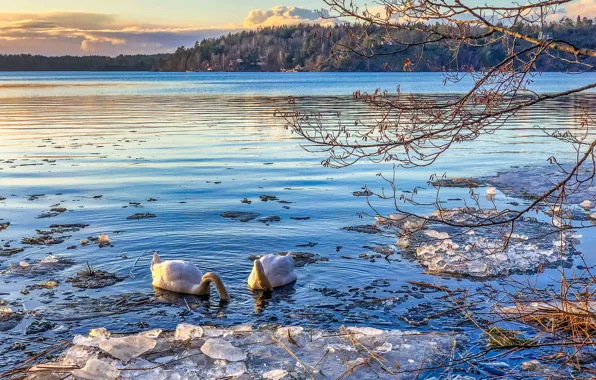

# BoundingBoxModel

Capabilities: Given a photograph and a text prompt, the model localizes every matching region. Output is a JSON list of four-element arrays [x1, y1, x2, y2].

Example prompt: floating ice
[[73, 358, 120, 380], [580, 200, 595, 210], [99, 336, 157, 361], [200, 338, 247, 361], [406, 208, 577, 277]]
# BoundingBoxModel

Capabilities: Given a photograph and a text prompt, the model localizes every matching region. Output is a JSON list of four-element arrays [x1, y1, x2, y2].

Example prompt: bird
[[150, 252, 230, 300], [248, 253, 297, 291], [486, 186, 497, 195]]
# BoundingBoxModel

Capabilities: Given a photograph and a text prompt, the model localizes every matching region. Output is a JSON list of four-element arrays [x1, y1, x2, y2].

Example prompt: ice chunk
[[90, 327, 110, 338], [580, 200, 595, 209], [425, 230, 450, 240], [140, 329, 162, 339], [73, 358, 120, 380], [175, 323, 204, 340], [395, 237, 409, 248], [99, 336, 157, 361], [201, 338, 246, 361], [346, 326, 384, 336], [263, 369, 288, 380]]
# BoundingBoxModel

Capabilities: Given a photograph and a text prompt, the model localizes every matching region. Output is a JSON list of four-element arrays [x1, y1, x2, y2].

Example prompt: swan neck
[[200, 273, 231, 301], [254, 260, 273, 291]]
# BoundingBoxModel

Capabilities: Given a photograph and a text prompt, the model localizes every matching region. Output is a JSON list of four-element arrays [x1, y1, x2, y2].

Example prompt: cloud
[[541, 0, 596, 21], [0, 12, 233, 56], [243, 6, 333, 28], [560, 0, 596, 18]]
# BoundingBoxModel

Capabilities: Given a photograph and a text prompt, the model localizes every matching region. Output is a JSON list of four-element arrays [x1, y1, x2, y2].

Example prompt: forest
[[154, 17, 596, 72], [0, 17, 594, 72], [0, 54, 168, 71]]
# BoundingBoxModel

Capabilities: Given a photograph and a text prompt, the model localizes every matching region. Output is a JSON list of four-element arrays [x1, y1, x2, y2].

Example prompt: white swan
[[150, 253, 230, 300], [248, 253, 297, 291]]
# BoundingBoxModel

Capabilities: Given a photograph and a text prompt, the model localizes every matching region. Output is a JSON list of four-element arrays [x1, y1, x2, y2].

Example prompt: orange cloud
[[0, 12, 234, 56]]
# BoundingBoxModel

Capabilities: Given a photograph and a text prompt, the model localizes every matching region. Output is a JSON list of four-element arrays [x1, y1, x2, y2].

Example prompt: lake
[[1, 72, 595, 373]]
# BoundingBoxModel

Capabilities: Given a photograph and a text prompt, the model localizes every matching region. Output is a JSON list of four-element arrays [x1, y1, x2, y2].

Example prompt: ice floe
[[26, 324, 461, 379]]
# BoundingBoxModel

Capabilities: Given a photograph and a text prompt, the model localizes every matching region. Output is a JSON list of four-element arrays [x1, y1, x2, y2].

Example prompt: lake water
[[1, 72, 596, 372]]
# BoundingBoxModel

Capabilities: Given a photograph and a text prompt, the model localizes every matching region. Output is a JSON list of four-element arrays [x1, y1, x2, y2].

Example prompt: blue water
[[0, 72, 595, 372], [0, 71, 594, 97]]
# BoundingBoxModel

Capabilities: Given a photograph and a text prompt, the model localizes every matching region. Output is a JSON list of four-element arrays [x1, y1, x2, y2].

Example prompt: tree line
[[0, 16, 594, 72], [0, 54, 168, 71], [155, 17, 596, 72]]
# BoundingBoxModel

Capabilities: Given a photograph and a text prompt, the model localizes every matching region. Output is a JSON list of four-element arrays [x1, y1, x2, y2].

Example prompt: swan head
[[249, 259, 273, 292]]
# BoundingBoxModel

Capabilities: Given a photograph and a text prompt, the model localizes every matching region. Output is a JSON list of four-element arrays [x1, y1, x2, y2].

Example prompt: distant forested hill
[[1, 17, 594, 72], [0, 54, 168, 71], [155, 18, 596, 72]]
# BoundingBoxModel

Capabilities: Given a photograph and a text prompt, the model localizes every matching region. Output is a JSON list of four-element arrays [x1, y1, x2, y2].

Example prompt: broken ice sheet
[[404, 208, 578, 277], [99, 335, 157, 361], [200, 338, 247, 361], [73, 358, 120, 380]]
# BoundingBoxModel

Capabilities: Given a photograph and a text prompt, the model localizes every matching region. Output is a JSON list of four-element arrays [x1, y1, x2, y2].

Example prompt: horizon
[[0, 0, 594, 57]]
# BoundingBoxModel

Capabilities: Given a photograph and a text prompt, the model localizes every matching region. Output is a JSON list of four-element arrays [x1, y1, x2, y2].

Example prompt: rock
[[175, 323, 204, 341], [353, 189, 373, 196], [22, 235, 69, 246], [98, 234, 111, 247], [220, 211, 260, 222], [259, 195, 278, 202], [258, 216, 281, 223], [431, 177, 480, 188], [26, 280, 59, 290], [0, 256, 75, 277], [0, 306, 23, 331], [25, 320, 55, 335], [296, 242, 317, 248], [99, 336, 157, 361], [73, 358, 120, 380], [290, 216, 310, 220], [521, 359, 543, 372], [126, 213, 156, 220], [66, 268, 126, 289], [0, 248, 24, 257], [0, 222, 10, 231], [241, 198, 252, 204], [580, 200, 595, 209], [200, 338, 246, 361], [341, 225, 378, 234], [486, 186, 497, 195]]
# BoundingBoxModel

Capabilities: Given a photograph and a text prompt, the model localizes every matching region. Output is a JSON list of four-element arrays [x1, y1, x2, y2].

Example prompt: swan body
[[151, 253, 230, 300], [248, 253, 297, 291]]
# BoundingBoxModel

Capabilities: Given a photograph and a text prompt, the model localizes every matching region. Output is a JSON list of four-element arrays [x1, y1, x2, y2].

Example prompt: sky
[[0, 0, 593, 56]]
